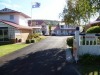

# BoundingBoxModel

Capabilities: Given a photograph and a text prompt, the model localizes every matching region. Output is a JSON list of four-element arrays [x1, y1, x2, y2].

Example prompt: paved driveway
[[0, 36, 80, 75]]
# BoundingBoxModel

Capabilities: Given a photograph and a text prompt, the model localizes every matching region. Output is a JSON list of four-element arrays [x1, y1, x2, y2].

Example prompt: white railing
[[78, 34, 100, 55]]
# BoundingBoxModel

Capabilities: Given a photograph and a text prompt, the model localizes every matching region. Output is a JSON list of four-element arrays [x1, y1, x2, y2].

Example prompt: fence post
[[74, 27, 80, 63]]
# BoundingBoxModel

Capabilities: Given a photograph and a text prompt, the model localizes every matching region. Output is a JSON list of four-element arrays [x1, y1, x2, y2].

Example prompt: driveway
[[0, 36, 80, 75]]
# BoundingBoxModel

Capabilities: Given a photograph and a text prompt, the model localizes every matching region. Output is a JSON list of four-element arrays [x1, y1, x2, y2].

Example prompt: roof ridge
[[0, 8, 30, 18], [1, 20, 18, 24], [0, 20, 32, 30], [0, 8, 19, 12]]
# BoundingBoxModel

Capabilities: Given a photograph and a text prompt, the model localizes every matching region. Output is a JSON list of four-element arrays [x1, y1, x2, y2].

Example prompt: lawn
[[0, 44, 29, 57], [0, 36, 47, 57]]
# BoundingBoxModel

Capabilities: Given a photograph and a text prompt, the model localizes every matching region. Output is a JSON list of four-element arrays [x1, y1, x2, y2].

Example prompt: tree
[[62, 0, 100, 26], [49, 25, 52, 35]]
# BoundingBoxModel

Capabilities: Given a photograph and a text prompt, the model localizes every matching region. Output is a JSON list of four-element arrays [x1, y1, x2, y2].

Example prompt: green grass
[[79, 65, 100, 75], [0, 44, 29, 57]]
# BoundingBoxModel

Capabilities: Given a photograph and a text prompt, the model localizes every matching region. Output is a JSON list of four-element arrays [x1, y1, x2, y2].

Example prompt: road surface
[[0, 36, 80, 75]]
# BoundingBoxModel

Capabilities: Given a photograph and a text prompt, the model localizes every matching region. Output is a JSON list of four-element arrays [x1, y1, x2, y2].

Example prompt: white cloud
[[0, 2, 21, 9], [7, 0, 11, 3], [0, 0, 11, 3], [0, 0, 21, 9], [32, 0, 66, 20], [0, 2, 11, 7], [12, 4, 21, 9]]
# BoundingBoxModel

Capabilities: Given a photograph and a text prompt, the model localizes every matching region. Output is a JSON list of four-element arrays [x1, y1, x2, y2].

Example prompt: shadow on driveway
[[0, 48, 66, 75]]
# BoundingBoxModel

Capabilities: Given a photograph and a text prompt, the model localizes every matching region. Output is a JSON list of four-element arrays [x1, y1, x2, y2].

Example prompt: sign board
[[85, 34, 96, 41]]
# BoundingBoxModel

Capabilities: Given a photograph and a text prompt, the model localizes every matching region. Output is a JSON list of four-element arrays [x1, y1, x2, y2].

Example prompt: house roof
[[28, 20, 60, 26], [89, 21, 100, 25], [89, 16, 100, 25], [0, 8, 30, 18], [0, 20, 32, 30], [31, 25, 41, 29], [96, 16, 100, 21], [51, 26, 60, 30]]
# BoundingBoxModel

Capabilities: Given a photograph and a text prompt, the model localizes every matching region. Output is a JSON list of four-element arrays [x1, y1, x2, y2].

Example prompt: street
[[0, 36, 79, 75]]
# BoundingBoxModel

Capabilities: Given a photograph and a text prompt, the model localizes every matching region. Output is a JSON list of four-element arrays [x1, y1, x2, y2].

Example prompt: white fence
[[75, 27, 100, 55], [79, 45, 100, 55]]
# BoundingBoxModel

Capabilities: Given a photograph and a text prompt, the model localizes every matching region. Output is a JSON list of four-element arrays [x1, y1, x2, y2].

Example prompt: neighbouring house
[[28, 20, 59, 35], [0, 8, 32, 43], [51, 23, 77, 36], [85, 16, 100, 31]]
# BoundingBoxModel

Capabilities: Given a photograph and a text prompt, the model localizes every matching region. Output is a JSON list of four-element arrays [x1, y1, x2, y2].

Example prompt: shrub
[[31, 39, 35, 43], [33, 33, 39, 38], [79, 54, 100, 65], [28, 33, 40, 39], [66, 37, 74, 47], [86, 26, 100, 33], [26, 40, 31, 44]]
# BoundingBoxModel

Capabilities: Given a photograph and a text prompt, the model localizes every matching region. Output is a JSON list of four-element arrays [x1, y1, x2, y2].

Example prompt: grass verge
[[0, 36, 47, 57], [0, 44, 29, 57]]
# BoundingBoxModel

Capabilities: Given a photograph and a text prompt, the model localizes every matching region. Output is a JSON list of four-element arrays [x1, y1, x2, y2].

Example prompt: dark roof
[[33, 20, 45, 25], [96, 16, 100, 21], [0, 8, 30, 18], [28, 20, 60, 26], [51, 26, 60, 30], [0, 20, 32, 30], [88, 16, 100, 25]]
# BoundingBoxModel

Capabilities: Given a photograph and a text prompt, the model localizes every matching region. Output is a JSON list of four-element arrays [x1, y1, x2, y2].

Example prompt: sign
[[85, 34, 96, 41]]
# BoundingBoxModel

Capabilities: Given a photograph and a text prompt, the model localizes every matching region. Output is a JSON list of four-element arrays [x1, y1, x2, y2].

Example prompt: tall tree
[[62, 0, 100, 26]]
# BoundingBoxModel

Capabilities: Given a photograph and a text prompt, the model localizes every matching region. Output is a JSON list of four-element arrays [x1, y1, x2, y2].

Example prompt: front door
[[0, 27, 9, 42]]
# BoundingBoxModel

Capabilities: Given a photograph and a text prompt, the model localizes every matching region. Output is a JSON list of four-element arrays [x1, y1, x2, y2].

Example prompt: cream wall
[[18, 15, 28, 26], [20, 30, 31, 42], [0, 14, 19, 24], [0, 14, 29, 26]]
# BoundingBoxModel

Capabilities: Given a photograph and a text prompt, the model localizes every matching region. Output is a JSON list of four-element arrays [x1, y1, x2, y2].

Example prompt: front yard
[[0, 44, 29, 57], [0, 36, 47, 57]]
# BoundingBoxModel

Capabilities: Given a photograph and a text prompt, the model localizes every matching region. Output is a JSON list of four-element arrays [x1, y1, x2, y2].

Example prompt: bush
[[66, 37, 74, 47], [33, 33, 40, 38], [79, 54, 100, 65], [31, 39, 35, 43], [86, 26, 100, 33], [26, 40, 31, 44], [28, 33, 40, 39]]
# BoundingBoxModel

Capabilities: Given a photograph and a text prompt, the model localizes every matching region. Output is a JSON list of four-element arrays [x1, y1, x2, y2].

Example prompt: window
[[61, 30, 63, 33], [61, 25, 64, 28], [0, 27, 9, 42], [10, 15, 14, 20]]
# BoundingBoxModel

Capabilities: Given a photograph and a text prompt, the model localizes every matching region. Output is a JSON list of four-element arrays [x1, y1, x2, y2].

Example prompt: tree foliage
[[86, 26, 100, 33], [62, 0, 100, 26]]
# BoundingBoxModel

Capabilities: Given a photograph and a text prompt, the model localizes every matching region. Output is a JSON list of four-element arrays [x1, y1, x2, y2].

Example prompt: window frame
[[10, 15, 14, 20]]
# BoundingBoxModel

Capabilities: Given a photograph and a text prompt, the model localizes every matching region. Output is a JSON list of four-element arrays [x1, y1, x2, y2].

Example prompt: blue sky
[[0, 0, 66, 21]]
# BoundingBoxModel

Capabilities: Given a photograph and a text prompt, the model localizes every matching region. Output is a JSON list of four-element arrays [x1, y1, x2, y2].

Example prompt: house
[[51, 23, 77, 36], [85, 16, 100, 31], [28, 20, 59, 35], [0, 8, 32, 43]]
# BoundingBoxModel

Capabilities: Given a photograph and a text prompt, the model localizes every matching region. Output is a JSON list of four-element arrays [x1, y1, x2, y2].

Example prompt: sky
[[0, 0, 66, 21]]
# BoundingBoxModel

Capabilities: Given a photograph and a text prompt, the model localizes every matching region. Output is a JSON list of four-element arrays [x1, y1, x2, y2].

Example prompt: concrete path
[[65, 48, 82, 75]]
